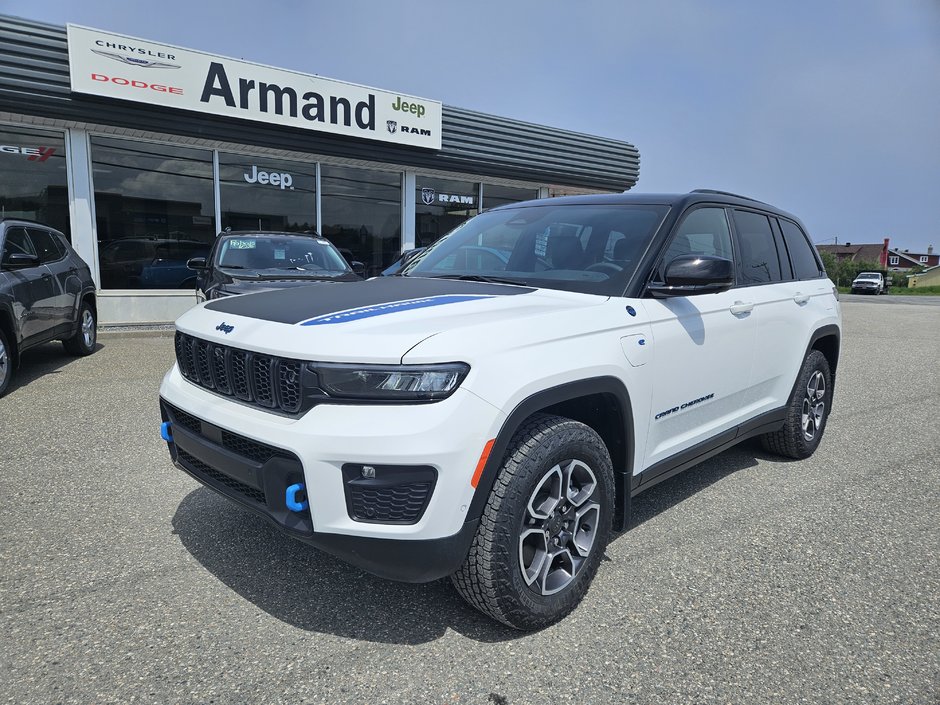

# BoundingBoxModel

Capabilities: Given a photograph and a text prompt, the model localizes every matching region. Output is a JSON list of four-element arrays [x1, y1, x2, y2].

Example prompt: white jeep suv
[[159, 190, 841, 629]]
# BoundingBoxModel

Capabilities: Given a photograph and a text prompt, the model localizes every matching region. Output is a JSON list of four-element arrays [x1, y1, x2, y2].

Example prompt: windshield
[[401, 203, 670, 295], [216, 235, 350, 275], [857, 273, 880, 279]]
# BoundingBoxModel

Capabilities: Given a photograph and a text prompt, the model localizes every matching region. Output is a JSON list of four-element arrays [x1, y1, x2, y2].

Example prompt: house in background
[[907, 264, 940, 288], [887, 246, 939, 271], [816, 238, 938, 272], [816, 242, 887, 264]]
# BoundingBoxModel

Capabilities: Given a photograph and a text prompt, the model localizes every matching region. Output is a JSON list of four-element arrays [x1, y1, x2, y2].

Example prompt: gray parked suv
[[0, 219, 98, 397]]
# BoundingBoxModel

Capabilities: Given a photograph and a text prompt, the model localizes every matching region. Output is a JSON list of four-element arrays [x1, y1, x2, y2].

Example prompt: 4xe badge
[[216, 322, 235, 334]]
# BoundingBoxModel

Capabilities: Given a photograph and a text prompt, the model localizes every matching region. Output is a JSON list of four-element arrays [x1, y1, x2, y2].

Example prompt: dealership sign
[[67, 25, 442, 150]]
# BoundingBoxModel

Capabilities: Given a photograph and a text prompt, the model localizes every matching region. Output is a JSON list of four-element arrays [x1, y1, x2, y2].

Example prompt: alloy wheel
[[519, 459, 600, 596], [801, 370, 826, 441], [81, 309, 95, 348]]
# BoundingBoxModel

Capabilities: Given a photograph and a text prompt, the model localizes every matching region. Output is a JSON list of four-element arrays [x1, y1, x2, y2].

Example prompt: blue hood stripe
[[299, 294, 495, 326]]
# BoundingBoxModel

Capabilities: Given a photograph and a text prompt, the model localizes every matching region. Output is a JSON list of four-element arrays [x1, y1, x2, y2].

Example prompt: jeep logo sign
[[244, 165, 293, 190], [67, 24, 442, 150]]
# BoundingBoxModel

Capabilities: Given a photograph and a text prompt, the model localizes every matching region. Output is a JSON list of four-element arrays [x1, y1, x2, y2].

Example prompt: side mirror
[[647, 255, 735, 297], [350, 260, 366, 276], [186, 257, 207, 271], [2, 252, 41, 269]]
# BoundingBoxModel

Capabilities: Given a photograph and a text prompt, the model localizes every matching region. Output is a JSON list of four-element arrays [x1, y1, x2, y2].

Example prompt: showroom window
[[320, 165, 401, 277], [91, 137, 215, 290], [415, 177, 479, 248], [482, 184, 538, 210], [219, 153, 316, 232], [0, 126, 70, 237]]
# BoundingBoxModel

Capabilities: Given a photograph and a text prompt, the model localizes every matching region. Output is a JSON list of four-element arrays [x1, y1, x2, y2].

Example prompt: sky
[[5, 0, 939, 252]]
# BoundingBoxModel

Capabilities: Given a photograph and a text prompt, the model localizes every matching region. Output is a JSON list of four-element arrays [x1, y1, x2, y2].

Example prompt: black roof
[[495, 190, 800, 222]]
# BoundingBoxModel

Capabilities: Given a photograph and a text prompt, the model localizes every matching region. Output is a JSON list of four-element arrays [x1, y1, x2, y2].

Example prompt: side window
[[778, 219, 823, 280], [28, 228, 66, 263], [2, 227, 38, 261], [731, 210, 782, 285], [658, 207, 733, 278]]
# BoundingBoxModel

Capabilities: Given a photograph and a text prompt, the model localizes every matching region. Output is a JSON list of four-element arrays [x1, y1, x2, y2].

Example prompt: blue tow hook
[[160, 421, 173, 443], [286, 483, 309, 512]]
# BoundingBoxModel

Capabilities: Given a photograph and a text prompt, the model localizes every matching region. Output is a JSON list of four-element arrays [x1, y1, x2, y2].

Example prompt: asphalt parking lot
[[1, 301, 938, 704]]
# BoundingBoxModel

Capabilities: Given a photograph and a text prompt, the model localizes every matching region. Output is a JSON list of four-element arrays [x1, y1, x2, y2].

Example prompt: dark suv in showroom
[[187, 230, 361, 300], [0, 219, 98, 397]]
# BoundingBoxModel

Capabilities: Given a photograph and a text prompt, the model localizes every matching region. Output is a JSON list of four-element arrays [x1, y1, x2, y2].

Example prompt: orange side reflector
[[470, 439, 496, 489]]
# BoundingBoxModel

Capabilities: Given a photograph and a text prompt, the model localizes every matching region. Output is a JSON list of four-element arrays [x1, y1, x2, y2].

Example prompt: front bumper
[[159, 365, 503, 581]]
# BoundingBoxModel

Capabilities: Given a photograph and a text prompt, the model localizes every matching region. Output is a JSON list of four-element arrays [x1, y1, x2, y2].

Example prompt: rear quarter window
[[731, 210, 782, 285], [779, 219, 824, 280]]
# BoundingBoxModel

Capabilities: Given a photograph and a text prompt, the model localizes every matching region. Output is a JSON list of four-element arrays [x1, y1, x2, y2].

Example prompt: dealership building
[[0, 14, 640, 323]]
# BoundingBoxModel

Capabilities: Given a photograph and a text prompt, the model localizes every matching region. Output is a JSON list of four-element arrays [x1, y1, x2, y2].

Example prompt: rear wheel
[[451, 414, 614, 630], [761, 350, 832, 459], [62, 301, 97, 356], [0, 327, 13, 397]]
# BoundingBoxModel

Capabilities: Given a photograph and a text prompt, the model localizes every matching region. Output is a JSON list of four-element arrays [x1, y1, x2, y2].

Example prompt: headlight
[[310, 362, 470, 401]]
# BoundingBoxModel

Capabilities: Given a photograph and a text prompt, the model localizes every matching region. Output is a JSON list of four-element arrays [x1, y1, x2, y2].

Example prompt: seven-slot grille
[[175, 332, 305, 414]]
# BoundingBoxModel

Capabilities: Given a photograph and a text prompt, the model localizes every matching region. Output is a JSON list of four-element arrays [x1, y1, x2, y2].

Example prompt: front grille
[[177, 448, 267, 505], [175, 332, 305, 414], [348, 482, 433, 523], [163, 401, 291, 465]]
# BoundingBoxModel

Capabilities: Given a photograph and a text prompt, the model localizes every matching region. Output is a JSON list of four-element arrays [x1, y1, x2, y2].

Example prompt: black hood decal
[[204, 277, 534, 325]]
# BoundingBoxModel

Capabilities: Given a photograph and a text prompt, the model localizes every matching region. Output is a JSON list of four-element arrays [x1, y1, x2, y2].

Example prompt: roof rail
[[690, 189, 769, 205]]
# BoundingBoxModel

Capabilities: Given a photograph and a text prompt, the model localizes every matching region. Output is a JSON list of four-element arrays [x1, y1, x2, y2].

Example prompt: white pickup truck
[[851, 271, 887, 294]]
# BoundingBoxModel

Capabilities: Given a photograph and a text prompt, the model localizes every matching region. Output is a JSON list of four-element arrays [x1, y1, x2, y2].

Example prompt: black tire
[[0, 326, 13, 397], [760, 350, 832, 459], [62, 300, 97, 356], [451, 414, 614, 630]]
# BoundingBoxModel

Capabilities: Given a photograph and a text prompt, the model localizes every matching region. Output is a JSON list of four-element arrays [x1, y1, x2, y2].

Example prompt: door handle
[[730, 301, 754, 315], [793, 292, 809, 305]]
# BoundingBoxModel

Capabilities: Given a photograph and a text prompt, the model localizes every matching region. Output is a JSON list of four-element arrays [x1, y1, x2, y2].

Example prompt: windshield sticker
[[228, 239, 256, 249], [299, 294, 495, 326], [274, 249, 286, 260]]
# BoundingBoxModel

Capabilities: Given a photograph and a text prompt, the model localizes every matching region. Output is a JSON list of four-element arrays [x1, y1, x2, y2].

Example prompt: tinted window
[[28, 228, 65, 262], [91, 137, 214, 290], [482, 184, 539, 210], [779, 219, 823, 280], [732, 210, 781, 285], [219, 153, 316, 232], [321, 165, 402, 277], [658, 207, 733, 279], [2, 227, 37, 260], [0, 126, 70, 238]]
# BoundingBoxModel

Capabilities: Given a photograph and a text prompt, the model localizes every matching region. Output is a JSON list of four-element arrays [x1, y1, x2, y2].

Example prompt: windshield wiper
[[429, 274, 528, 286]]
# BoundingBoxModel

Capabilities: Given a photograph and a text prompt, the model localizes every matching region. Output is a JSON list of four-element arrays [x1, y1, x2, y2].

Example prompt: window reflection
[[0, 126, 69, 237], [416, 177, 479, 249], [91, 137, 215, 290], [219, 153, 316, 232], [482, 184, 538, 211], [320, 165, 401, 277]]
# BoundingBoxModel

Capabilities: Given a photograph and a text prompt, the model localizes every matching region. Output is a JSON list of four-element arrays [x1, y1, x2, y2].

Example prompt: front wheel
[[761, 350, 832, 459], [62, 301, 97, 356], [451, 414, 614, 630], [0, 327, 13, 397]]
